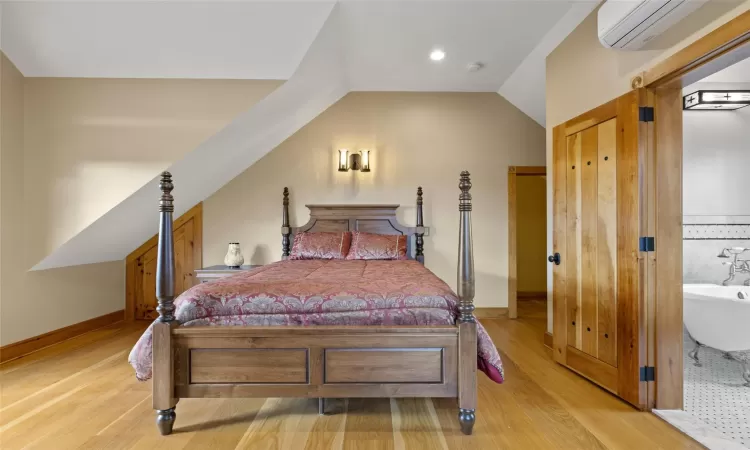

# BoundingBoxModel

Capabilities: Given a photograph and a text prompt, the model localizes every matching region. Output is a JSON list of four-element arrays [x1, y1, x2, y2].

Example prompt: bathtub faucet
[[718, 247, 750, 286]]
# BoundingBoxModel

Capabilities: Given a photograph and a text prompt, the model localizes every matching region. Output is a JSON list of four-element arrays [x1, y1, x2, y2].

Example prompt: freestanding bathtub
[[683, 284, 750, 386]]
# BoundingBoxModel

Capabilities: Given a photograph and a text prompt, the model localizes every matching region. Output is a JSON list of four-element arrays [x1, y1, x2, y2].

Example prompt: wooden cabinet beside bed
[[150, 172, 480, 436]]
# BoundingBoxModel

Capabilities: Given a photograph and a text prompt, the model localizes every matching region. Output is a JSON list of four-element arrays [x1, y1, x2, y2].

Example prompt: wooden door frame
[[507, 165, 547, 319], [636, 10, 750, 410], [125, 202, 203, 321]]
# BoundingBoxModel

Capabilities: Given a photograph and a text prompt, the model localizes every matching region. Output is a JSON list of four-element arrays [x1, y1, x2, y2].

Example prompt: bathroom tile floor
[[684, 333, 750, 448]]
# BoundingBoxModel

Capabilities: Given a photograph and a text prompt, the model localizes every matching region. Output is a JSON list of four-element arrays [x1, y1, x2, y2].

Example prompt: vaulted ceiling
[[1, 1, 598, 125], [1, 1, 599, 269]]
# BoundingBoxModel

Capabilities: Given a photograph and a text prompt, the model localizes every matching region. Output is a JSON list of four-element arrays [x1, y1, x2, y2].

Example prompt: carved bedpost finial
[[281, 187, 291, 258], [156, 172, 176, 323], [457, 171, 475, 323], [415, 186, 425, 264], [459, 171, 472, 212], [159, 171, 174, 213]]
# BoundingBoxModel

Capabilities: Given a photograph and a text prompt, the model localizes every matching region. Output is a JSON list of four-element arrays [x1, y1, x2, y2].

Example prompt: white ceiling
[[0, 2, 335, 79], [18, 2, 596, 268], [1, 1, 585, 99], [339, 1, 571, 92], [498, 2, 598, 125], [701, 56, 750, 83]]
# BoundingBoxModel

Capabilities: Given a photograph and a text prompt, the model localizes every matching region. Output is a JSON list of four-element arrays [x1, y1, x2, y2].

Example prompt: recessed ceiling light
[[430, 49, 446, 61]]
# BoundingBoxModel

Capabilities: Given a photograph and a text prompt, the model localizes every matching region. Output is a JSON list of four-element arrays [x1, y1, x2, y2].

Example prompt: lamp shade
[[338, 149, 349, 171], [360, 150, 371, 172]]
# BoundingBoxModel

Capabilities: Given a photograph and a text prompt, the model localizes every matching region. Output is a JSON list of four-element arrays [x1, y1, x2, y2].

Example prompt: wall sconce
[[337, 149, 371, 172]]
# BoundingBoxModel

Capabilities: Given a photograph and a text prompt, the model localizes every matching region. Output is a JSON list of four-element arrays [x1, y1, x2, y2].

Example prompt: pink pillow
[[290, 232, 351, 260], [346, 231, 408, 260]]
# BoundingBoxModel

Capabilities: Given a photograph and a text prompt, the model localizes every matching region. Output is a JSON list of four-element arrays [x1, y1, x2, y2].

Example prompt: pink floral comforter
[[129, 259, 504, 383]]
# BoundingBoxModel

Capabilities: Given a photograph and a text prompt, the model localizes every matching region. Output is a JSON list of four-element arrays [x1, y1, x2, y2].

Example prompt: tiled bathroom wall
[[683, 84, 750, 287], [683, 216, 750, 285]]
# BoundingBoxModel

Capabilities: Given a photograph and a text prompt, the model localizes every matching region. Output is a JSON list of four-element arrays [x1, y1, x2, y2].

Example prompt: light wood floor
[[0, 300, 699, 449]]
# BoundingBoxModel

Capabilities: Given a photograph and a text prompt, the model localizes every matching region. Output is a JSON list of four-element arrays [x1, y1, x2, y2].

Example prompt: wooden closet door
[[552, 90, 648, 409], [127, 204, 203, 320]]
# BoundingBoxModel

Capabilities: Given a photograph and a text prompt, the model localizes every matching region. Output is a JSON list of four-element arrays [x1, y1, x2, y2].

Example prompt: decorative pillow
[[346, 231, 408, 260], [290, 231, 351, 260]]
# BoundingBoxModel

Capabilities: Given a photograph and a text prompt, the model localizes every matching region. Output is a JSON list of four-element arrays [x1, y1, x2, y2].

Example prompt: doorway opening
[[638, 11, 750, 447], [677, 55, 750, 447], [507, 166, 547, 320]]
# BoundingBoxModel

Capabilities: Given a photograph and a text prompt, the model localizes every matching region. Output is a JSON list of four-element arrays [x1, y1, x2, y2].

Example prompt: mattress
[[129, 259, 504, 383]]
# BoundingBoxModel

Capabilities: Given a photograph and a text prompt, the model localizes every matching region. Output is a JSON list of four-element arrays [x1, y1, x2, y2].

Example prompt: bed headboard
[[281, 188, 426, 263]]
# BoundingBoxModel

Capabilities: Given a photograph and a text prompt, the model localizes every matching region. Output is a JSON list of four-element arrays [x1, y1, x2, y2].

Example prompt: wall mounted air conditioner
[[598, 0, 708, 50]]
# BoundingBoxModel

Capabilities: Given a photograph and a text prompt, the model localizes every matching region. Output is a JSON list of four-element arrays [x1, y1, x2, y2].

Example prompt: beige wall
[[1, 53, 283, 345], [24, 77, 282, 266], [0, 53, 123, 345], [204, 92, 546, 308], [544, 0, 750, 331], [516, 175, 547, 294]]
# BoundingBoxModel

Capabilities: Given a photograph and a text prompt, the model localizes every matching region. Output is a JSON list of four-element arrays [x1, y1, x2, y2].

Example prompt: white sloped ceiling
[[33, 5, 349, 269], [0, 1, 597, 269]]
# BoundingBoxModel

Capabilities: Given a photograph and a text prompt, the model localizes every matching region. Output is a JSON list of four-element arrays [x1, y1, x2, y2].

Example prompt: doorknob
[[548, 253, 561, 265]]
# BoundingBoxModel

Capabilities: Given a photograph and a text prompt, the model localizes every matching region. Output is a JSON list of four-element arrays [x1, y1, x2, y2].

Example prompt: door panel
[[597, 119, 618, 367], [565, 134, 581, 350], [579, 126, 598, 358], [139, 246, 158, 320], [552, 91, 647, 409], [174, 218, 196, 293]]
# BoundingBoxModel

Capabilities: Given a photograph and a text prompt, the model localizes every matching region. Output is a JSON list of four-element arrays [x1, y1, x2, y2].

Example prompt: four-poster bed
[[144, 170, 490, 437]]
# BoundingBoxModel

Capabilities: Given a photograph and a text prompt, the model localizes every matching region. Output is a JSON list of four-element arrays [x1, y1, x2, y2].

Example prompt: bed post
[[457, 171, 477, 435], [281, 187, 291, 259], [415, 186, 425, 264], [153, 171, 178, 436]]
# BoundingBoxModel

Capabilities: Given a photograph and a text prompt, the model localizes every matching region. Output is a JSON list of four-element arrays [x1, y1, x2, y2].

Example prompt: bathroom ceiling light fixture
[[338, 149, 371, 172], [683, 90, 750, 110], [429, 49, 446, 61]]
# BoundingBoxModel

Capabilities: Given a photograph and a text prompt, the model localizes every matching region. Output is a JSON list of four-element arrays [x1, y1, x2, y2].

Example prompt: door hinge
[[639, 106, 654, 122], [640, 366, 655, 382], [639, 236, 655, 252]]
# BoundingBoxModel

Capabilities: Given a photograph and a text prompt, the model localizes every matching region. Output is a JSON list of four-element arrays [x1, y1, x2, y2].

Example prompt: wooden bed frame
[[151, 171, 478, 436]]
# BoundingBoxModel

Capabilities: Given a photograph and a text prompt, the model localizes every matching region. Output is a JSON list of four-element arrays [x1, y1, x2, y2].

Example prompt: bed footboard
[[151, 171, 477, 436], [170, 326, 459, 399]]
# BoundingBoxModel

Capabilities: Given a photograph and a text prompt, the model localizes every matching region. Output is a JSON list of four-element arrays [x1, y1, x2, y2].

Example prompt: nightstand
[[194, 265, 262, 283]]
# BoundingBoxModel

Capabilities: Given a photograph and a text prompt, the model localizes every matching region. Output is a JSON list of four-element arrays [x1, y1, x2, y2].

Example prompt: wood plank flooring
[[0, 300, 699, 449]]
